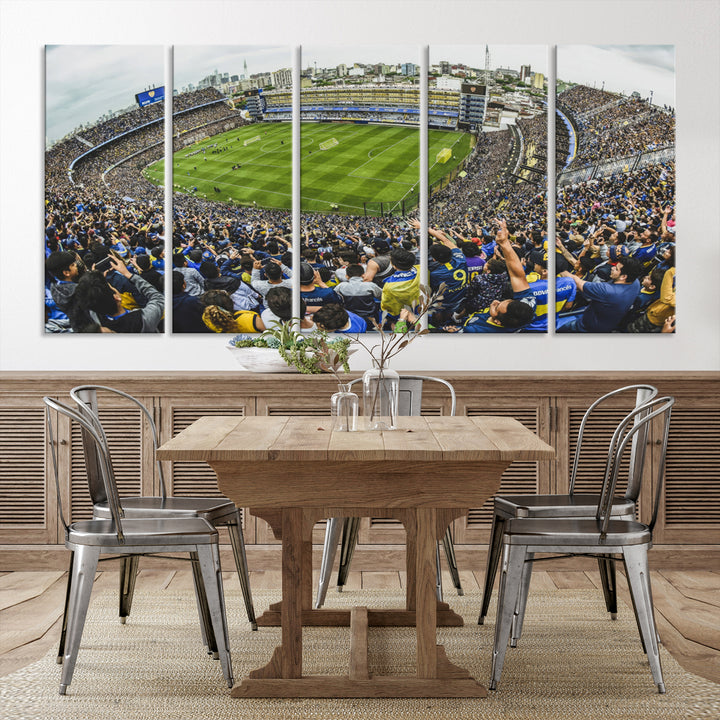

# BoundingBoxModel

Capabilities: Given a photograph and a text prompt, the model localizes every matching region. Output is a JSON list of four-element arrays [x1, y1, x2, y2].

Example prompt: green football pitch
[[147, 122, 473, 215]]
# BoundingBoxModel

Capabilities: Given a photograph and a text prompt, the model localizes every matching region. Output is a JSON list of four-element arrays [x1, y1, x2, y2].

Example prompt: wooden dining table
[[157, 414, 554, 698]]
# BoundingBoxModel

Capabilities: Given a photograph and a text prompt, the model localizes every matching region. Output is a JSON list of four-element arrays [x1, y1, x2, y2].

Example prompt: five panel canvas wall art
[[44, 45, 675, 336]]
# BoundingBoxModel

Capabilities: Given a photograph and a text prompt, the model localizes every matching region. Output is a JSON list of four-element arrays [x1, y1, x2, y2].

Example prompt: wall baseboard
[[2, 544, 717, 573]]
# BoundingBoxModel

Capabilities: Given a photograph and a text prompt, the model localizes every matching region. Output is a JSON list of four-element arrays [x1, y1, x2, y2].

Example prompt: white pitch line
[[299, 194, 366, 212], [181, 128, 291, 185], [349, 130, 417, 176], [176, 176, 292, 200], [300, 124, 415, 189], [347, 175, 414, 187]]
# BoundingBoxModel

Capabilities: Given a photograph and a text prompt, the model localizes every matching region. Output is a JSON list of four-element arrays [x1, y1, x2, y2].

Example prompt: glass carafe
[[362, 365, 399, 430], [331, 383, 359, 432]]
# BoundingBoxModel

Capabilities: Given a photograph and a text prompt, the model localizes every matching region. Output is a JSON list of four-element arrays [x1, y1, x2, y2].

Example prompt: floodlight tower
[[484, 44, 491, 88]]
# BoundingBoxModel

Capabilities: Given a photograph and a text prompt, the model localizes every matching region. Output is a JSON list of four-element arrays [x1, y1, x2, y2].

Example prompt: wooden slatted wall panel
[[663, 407, 720, 525], [267, 406, 328, 416], [261, 396, 445, 419], [0, 406, 46, 527], [465, 407, 540, 527], [70, 409, 143, 521]]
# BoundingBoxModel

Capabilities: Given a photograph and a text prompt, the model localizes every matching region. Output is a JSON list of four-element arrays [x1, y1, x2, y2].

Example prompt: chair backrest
[[596, 395, 674, 534], [348, 375, 456, 417], [44, 396, 126, 541], [70, 385, 167, 501], [570, 384, 658, 500]]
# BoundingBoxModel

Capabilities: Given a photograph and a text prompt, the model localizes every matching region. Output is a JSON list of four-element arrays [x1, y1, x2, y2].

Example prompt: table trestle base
[[231, 676, 487, 698], [237, 603, 485, 698], [255, 605, 464, 627]]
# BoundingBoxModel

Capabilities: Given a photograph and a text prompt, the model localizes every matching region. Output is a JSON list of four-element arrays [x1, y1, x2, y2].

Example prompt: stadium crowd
[[558, 86, 675, 168], [557, 85, 617, 115], [45, 81, 675, 335]]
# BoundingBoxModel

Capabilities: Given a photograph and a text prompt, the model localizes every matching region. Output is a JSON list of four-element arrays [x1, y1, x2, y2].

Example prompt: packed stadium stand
[[298, 85, 422, 126], [260, 89, 292, 121], [47, 88, 246, 196], [557, 85, 675, 175]]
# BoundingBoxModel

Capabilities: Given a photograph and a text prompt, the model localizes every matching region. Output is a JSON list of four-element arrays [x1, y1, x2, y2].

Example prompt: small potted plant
[[227, 322, 354, 374]]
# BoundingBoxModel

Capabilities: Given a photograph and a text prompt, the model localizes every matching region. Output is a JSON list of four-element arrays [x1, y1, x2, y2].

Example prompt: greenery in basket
[[229, 322, 352, 378]]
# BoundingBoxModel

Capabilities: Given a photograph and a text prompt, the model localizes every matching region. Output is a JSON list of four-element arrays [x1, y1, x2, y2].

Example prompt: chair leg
[[59, 544, 100, 695], [315, 517, 343, 608], [119, 555, 139, 624], [57, 551, 74, 664], [623, 545, 665, 694], [190, 551, 217, 657], [337, 517, 361, 591], [441, 526, 463, 596], [435, 542, 443, 602], [616, 549, 653, 655], [489, 543, 527, 691], [479, 511, 506, 624], [510, 551, 534, 647], [597, 554, 618, 619], [196, 544, 234, 688], [226, 511, 257, 629]]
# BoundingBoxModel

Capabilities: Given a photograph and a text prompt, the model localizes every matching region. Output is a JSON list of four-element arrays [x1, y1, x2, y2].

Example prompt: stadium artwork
[[298, 44, 424, 336], [44, 44, 676, 337], [428, 44, 549, 334], [168, 46, 293, 334], [555, 45, 676, 334], [45, 45, 166, 334]]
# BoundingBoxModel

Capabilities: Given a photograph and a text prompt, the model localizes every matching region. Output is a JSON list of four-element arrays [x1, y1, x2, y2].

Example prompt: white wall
[[1, 0, 718, 372]]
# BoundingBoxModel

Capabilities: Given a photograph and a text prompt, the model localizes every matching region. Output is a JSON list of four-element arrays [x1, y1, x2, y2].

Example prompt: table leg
[[281, 508, 303, 678], [416, 507, 437, 678], [235, 507, 304, 687]]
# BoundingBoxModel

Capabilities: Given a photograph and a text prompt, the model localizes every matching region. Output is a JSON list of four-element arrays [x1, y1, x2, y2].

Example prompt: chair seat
[[93, 496, 236, 521], [67, 517, 218, 547], [496, 493, 635, 518], [504, 517, 652, 547]]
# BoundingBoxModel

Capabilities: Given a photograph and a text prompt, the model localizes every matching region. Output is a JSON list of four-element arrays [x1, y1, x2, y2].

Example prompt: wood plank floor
[[1, 569, 718, 685]]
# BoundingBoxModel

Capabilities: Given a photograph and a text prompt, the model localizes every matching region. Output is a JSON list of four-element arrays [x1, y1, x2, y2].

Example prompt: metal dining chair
[[55, 385, 256, 665], [44, 396, 234, 695], [315, 375, 462, 608], [478, 384, 658, 626], [489, 395, 674, 694]]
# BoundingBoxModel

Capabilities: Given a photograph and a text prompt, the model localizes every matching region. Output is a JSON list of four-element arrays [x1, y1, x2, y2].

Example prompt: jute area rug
[[1, 587, 718, 720]]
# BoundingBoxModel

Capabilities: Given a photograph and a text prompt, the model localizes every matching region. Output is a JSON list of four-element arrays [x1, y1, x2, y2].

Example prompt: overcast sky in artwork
[[430, 45, 549, 75], [173, 45, 292, 91], [45, 43, 675, 144], [301, 45, 421, 70], [45, 45, 164, 145], [558, 45, 675, 107]]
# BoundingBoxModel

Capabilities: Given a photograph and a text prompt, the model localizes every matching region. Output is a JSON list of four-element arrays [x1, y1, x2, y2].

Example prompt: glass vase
[[362, 365, 400, 430], [331, 383, 359, 432]]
